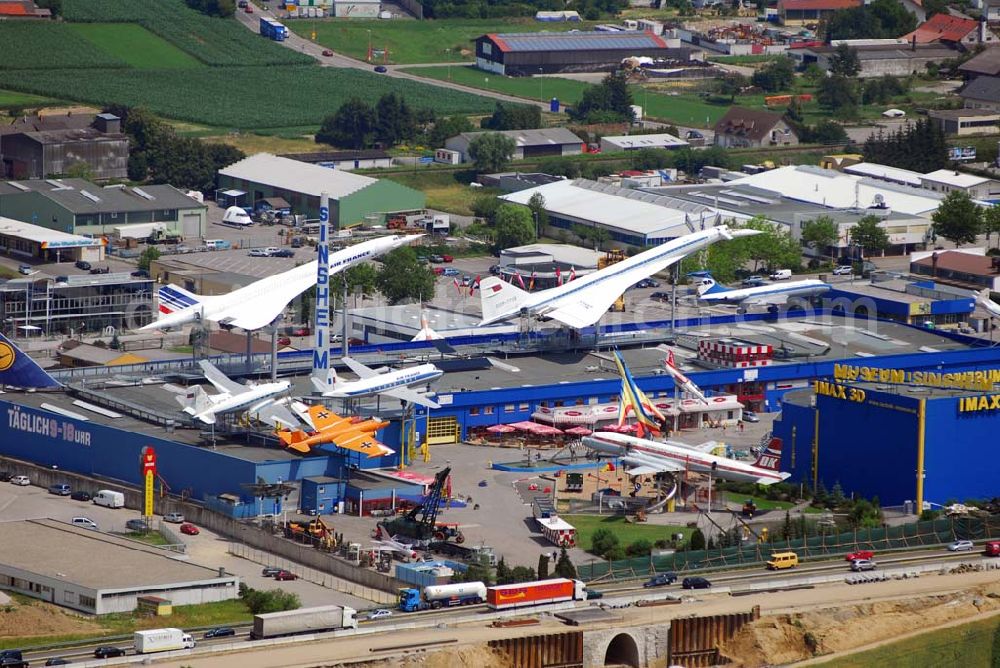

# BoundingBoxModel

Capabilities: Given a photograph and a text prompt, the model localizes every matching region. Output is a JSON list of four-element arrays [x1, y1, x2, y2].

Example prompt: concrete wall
[[583, 624, 670, 668]]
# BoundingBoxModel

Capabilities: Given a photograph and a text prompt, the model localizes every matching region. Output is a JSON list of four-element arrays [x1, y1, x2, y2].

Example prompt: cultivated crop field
[[0, 23, 126, 69], [68, 24, 202, 69], [62, 0, 312, 66], [0, 66, 496, 129]]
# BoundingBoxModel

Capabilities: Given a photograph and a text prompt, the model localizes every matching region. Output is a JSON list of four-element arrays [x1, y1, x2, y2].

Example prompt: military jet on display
[[277, 404, 392, 456]]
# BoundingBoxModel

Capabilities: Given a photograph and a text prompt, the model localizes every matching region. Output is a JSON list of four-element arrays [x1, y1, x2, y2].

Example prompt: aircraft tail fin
[[176, 385, 213, 419], [479, 276, 530, 324], [696, 275, 729, 297], [753, 436, 784, 472], [156, 284, 202, 317], [311, 366, 338, 394], [0, 333, 61, 389], [276, 429, 307, 446]]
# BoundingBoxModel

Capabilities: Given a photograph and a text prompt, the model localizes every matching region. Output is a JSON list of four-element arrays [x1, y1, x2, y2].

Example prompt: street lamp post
[[367, 29, 372, 62]]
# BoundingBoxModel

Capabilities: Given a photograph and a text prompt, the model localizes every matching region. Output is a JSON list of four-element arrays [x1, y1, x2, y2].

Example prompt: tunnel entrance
[[604, 632, 640, 667]]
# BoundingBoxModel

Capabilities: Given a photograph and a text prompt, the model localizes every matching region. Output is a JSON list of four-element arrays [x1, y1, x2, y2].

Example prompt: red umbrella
[[565, 426, 592, 436], [486, 424, 517, 434]]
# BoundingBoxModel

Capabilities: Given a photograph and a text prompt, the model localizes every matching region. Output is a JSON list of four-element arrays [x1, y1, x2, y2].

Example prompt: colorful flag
[[515, 273, 526, 289], [614, 350, 666, 436], [555, 267, 562, 286], [453, 277, 462, 295], [569, 266, 576, 282], [529, 271, 536, 291], [469, 275, 481, 296]]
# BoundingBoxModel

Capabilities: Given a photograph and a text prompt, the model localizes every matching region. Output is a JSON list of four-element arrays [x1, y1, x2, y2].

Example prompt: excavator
[[373, 467, 464, 547], [285, 516, 337, 551]]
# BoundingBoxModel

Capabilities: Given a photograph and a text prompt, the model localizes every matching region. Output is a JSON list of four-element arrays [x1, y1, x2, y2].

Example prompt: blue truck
[[398, 582, 487, 612], [259, 18, 288, 41]]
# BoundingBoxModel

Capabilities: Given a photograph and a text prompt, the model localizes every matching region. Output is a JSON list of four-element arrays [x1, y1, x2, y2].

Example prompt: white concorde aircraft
[[478, 225, 759, 329]]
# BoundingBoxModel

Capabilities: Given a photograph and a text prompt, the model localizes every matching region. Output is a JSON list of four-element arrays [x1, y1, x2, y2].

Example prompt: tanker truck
[[398, 582, 487, 612]]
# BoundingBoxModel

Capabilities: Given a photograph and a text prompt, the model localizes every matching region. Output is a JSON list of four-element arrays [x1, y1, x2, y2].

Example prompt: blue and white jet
[[691, 271, 831, 313], [312, 357, 443, 408], [478, 225, 759, 329]]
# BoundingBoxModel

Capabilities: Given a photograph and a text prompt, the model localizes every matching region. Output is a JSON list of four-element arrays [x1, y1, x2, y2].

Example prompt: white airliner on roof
[[691, 272, 831, 312], [143, 235, 419, 332], [177, 360, 298, 427], [312, 358, 443, 409], [479, 225, 758, 329]]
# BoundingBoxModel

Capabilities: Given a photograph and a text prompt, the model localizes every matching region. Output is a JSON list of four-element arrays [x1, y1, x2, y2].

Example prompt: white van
[[93, 489, 125, 509], [770, 269, 792, 280]]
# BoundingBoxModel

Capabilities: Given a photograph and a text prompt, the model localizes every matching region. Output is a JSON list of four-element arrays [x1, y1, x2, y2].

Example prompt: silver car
[[164, 512, 185, 523], [948, 540, 974, 552]]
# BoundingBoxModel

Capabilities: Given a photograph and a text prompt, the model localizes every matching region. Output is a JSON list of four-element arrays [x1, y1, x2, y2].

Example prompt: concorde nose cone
[[728, 229, 763, 238]]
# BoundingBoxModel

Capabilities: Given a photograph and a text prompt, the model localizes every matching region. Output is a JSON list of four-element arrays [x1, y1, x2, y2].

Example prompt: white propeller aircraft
[[312, 357, 443, 409], [144, 235, 420, 332], [478, 225, 759, 329], [177, 360, 298, 427]]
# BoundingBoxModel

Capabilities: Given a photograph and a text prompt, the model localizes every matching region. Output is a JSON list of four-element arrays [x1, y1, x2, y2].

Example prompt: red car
[[277, 336, 291, 346], [441, 254, 454, 263], [274, 570, 297, 581], [845, 550, 874, 561], [244, 4, 253, 12], [180, 523, 200, 536], [322, 49, 333, 57], [291, 327, 310, 336], [432, 267, 445, 275]]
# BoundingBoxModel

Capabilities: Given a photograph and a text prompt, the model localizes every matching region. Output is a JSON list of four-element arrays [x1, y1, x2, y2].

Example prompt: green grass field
[[567, 514, 692, 553], [385, 170, 497, 216], [402, 65, 732, 127], [722, 492, 824, 514], [810, 614, 1000, 667], [0, 22, 127, 70], [0, 89, 56, 108], [69, 23, 202, 69], [292, 18, 597, 65]]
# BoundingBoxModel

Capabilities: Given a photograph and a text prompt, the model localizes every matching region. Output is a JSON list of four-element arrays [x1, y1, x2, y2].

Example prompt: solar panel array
[[493, 31, 666, 52]]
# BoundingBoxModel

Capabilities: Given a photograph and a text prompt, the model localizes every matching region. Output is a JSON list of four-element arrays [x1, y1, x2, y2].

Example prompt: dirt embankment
[[720, 580, 1000, 666], [0, 598, 102, 639], [334, 646, 511, 668]]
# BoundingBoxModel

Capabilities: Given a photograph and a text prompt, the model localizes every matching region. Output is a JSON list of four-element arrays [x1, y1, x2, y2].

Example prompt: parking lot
[[0, 481, 375, 610]]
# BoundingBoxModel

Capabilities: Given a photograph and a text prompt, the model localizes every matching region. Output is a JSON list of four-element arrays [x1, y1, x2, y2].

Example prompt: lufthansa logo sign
[[0, 342, 15, 371]]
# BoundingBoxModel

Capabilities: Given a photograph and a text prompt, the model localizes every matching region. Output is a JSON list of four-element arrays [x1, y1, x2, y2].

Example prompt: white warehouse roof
[[502, 179, 728, 241], [728, 165, 946, 217], [843, 162, 923, 188], [502, 243, 600, 269], [920, 169, 994, 189], [218, 153, 376, 199], [0, 216, 103, 247], [600, 133, 689, 151]]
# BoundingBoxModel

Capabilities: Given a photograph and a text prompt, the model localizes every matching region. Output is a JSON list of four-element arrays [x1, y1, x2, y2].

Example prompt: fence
[[229, 542, 397, 605], [577, 516, 1000, 582]]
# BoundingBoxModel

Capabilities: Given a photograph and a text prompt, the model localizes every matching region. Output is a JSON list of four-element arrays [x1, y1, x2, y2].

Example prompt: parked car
[[442, 267, 460, 276], [291, 327, 310, 336], [489, 264, 501, 275], [741, 276, 765, 287], [244, 4, 253, 11], [71, 517, 98, 530], [93, 647, 125, 659], [368, 609, 393, 620], [179, 523, 200, 536], [89, 266, 110, 275], [237, 0, 247, 6], [261, 566, 282, 577], [770, 269, 792, 281], [649, 291, 670, 302], [833, 265, 853, 276], [277, 336, 291, 346], [48, 484, 71, 496], [682, 577, 712, 590], [322, 49, 333, 57], [203, 627, 235, 639], [17, 265, 31, 275], [850, 558, 877, 572], [164, 512, 184, 523], [125, 518, 150, 532], [374, 65, 387, 73], [74, 260, 91, 271], [10, 475, 29, 486], [432, 267, 445, 275], [845, 550, 874, 562], [273, 570, 297, 581], [635, 278, 659, 289], [131, 269, 150, 279], [429, 255, 444, 263], [440, 254, 454, 263], [271, 249, 295, 258], [742, 411, 760, 423], [70, 490, 92, 502], [643, 572, 677, 588], [249, 248, 269, 257], [948, 540, 974, 552]]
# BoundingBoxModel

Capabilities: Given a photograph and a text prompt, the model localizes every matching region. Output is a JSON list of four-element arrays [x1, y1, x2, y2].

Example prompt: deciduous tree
[[375, 247, 436, 304], [493, 204, 536, 251], [468, 132, 516, 173], [316, 98, 376, 150], [932, 190, 983, 247], [849, 215, 890, 257], [801, 216, 840, 258]]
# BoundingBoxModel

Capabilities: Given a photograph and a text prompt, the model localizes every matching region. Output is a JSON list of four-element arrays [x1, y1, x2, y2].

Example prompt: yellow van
[[766, 552, 799, 570]]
